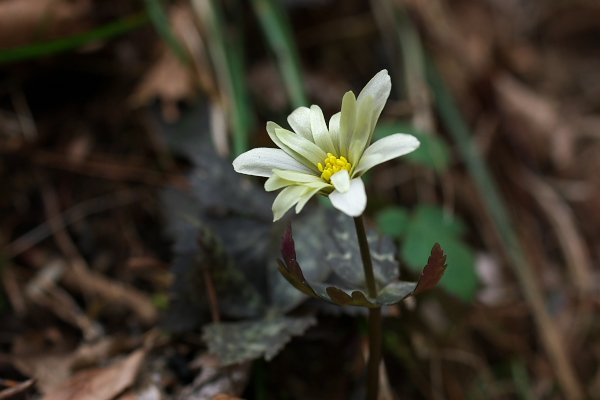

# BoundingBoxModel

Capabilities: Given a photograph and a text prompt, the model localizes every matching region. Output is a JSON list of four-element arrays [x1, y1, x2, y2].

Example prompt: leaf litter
[[1, 0, 600, 399]]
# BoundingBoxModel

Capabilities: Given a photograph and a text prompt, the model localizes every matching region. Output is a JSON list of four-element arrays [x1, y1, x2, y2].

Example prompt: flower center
[[317, 153, 352, 183]]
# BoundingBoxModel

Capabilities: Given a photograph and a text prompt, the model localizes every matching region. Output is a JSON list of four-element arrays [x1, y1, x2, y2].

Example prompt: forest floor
[[1, 0, 600, 399]]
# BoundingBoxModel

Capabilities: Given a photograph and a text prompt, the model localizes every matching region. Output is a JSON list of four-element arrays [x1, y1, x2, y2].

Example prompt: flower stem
[[353, 216, 381, 400]]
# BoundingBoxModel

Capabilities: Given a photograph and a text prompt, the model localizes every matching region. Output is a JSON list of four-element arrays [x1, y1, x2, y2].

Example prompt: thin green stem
[[353, 216, 377, 297], [353, 216, 381, 400]]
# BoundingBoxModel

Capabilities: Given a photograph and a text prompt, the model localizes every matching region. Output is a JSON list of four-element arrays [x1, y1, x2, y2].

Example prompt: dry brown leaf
[[494, 73, 576, 168], [130, 44, 196, 122], [12, 329, 77, 393], [211, 394, 245, 400], [12, 331, 142, 395], [178, 354, 250, 400], [130, 5, 204, 122], [0, 0, 91, 49], [42, 349, 146, 400]]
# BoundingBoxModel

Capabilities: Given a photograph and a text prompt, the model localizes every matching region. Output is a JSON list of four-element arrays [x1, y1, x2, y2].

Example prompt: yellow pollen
[[318, 154, 352, 183]]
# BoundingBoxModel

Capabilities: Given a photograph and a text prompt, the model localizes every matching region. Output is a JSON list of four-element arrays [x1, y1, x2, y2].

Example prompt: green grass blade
[[425, 55, 584, 399], [0, 13, 148, 65], [250, 0, 308, 109], [143, 0, 189, 64], [192, 0, 254, 156]]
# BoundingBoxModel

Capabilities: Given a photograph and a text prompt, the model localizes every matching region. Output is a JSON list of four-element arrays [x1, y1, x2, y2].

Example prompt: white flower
[[233, 70, 420, 221]]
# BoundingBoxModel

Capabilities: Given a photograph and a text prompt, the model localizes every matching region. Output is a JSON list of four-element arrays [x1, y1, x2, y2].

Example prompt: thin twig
[[5, 187, 146, 258]]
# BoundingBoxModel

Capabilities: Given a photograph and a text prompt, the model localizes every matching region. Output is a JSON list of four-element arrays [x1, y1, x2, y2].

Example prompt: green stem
[[354, 216, 377, 297], [353, 216, 381, 400]]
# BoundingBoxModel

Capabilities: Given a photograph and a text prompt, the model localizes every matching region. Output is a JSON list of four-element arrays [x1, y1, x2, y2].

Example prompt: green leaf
[[376, 207, 409, 238], [250, 0, 308, 108], [437, 241, 478, 302], [0, 14, 148, 65], [401, 205, 477, 301], [144, 0, 189, 64], [203, 316, 316, 365]]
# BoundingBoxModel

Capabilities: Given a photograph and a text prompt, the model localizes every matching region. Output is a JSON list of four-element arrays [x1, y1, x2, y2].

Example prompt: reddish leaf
[[326, 287, 353, 306], [412, 243, 448, 296], [281, 222, 297, 268]]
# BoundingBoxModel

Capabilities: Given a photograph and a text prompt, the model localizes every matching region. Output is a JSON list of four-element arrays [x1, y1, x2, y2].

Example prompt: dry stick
[[353, 216, 382, 400], [38, 181, 158, 325], [0, 379, 35, 400], [428, 64, 584, 398], [520, 168, 594, 295], [5, 187, 147, 258]]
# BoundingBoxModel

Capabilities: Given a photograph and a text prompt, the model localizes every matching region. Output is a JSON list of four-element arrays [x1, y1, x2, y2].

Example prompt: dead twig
[[5, 187, 147, 259], [0, 379, 36, 400], [519, 168, 594, 295], [38, 179, 158, 326]]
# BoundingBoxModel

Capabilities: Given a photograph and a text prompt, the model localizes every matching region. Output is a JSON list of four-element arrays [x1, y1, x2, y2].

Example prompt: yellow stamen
[[318, 154, 352, 183]]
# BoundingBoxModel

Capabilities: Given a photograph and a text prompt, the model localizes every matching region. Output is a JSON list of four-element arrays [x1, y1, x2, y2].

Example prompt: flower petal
[[275, 128, 328, 167], [339, 91, 357, 157], [295, 186, 323, 214], [310, 105, 337, 155], [287, 107, 313, 141], [348, 94, 374, 165], [356, 70, 391, 136], [266, 121, 287, 151], [266, 122, 317, 172], [330, 169, 351, 193], [233, 148, 313, 177], [264, 173, 290, 191], [272, 185, 309, 222], [328, 112, 341, 155], [272, 169, 323, 183], [329, 178, 367, 217], [353, 133, 420, 176]]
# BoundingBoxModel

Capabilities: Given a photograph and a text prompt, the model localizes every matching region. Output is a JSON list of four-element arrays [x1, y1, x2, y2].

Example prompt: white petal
[[353, 133, 420, 176], [275, 128, 327, 166], [272, 185, 308, 222], [339, 91, 357, 156], [233, 148, 313, 177], [287, 107, 313, 141], [310, 105, 337, 155], [328, 112, 341, 155], [266, 121, 287, 151], [265, 173, 290, 191], [329, 178, 367, 217], [266, 123, 319, 173], [272, 169, 322, 183], [356, 70, 391, 133], [295, 186, 323, 214], [348, 94, 374, 164], [330, 169, 351, 193]]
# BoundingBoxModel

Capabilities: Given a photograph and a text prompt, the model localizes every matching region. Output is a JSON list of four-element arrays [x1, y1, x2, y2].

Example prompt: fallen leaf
[[42, 349, 146, 400], [211, 394, 245, 400], [0, 0, 91, 49]]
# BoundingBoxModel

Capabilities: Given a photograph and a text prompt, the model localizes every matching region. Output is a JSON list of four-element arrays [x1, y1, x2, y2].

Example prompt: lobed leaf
[[413, 243, 448, 296], [278, 236, 448, 307], [203, 316, 316, 366]]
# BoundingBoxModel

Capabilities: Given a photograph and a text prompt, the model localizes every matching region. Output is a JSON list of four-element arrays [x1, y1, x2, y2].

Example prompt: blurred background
[[0, 0, 599, 399]]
